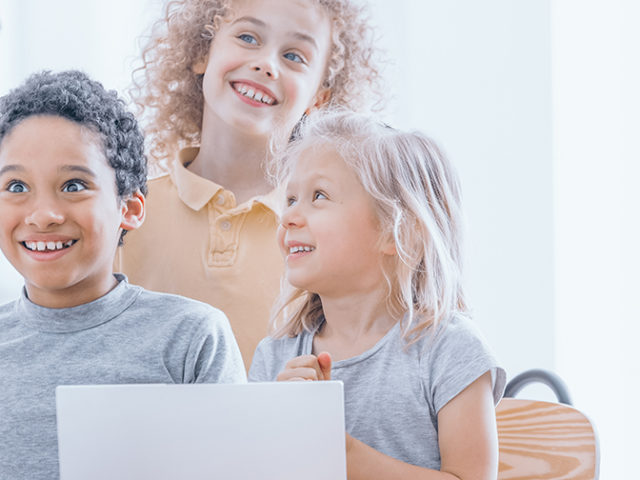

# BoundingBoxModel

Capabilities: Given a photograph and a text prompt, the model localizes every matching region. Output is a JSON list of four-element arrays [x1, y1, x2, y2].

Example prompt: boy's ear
[[192, 57, 208, 75], [305, 88, 332, 115], [119, 190, 145, 232]]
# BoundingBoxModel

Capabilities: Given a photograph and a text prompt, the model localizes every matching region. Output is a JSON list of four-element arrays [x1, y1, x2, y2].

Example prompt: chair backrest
[[496, 398, 599, 479]]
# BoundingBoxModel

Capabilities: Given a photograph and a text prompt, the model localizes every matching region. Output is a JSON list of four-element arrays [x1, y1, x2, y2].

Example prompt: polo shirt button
[[216, 194, 225, 206], [220, 220, 231, 231]]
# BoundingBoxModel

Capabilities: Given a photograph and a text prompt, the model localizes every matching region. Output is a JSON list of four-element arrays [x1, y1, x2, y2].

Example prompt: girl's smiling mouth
[[231, 81, 278, 106]]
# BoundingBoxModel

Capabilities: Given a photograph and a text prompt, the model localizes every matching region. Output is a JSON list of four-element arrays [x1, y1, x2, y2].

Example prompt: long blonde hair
[[130, 0, 383, 169], [271, 110, 468, 343]]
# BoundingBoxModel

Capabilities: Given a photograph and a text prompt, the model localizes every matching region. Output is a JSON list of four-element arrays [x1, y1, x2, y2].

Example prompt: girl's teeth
[[37, 241, 46, 251]]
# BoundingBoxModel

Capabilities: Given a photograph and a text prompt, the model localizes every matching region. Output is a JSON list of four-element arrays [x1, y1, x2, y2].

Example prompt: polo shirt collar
[[171, 148, 222, 211], [170, 147, 282, 215]]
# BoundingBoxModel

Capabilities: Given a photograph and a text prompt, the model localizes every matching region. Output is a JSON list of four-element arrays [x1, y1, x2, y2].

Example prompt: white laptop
[[56, 382, 346, 480]]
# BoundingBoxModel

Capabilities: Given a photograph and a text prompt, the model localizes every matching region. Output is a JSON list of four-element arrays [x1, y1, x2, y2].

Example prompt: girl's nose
[[251, 55, 278, 79], [280, 204, 304, 229]]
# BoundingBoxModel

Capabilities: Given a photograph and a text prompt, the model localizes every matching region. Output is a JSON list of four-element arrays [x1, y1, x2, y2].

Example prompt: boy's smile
[[0, 115, 136, 308]]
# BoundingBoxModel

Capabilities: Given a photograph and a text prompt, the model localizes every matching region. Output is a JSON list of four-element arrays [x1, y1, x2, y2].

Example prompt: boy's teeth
[[25, 240, 75, 252]]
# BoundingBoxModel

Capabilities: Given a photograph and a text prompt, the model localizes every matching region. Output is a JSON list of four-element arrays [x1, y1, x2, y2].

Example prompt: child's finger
[[283, 355, 324, 379], [277, 366, 322, 382], [317, 352, 332, 381]]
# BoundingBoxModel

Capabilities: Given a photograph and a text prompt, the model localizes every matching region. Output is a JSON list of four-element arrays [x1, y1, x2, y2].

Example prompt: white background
[[1, 1, 638, 477]]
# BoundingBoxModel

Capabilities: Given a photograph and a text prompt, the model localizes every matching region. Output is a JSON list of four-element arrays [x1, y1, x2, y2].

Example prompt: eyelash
[[237, 33, 258, 45], [62, 179, 88, 192], [6, 180, 28, 193], [236, 33, 307, 65]]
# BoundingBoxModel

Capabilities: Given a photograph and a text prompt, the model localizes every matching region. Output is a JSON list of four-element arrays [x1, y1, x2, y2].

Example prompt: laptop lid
[[56, 382, 346, 480]]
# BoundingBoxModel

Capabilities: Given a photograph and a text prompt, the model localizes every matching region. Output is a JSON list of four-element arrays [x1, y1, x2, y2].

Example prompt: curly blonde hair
[[131, 0, 383, 168], [271, 110, 469, 344]]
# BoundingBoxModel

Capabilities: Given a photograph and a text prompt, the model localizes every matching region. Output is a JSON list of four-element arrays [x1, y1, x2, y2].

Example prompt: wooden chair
[[497, 393, 600, 479]]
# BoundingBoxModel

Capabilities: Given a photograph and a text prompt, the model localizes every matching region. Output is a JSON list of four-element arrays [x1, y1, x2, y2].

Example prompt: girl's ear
[[379, 233, 397, 256], [120, 190, 146, 232], [192, 58, 208, 75], [305, 88, 332, 115]]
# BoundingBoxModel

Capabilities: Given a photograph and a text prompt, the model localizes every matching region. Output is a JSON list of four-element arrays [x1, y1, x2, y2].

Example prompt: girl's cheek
[[276, 224, 287, 256]]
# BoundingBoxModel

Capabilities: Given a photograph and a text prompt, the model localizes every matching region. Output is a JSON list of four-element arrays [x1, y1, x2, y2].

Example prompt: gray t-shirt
[[0, 274, 246, 480], [249, 315, 506, 470]]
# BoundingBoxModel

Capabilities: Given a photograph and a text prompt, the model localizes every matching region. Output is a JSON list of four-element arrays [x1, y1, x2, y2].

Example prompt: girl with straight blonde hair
[[250, 110, 506, 479]]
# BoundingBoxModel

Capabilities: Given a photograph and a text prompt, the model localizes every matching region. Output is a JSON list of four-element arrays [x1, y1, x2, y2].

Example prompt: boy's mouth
[[22, 240, 77, 252], [232, 82, 277, 105]]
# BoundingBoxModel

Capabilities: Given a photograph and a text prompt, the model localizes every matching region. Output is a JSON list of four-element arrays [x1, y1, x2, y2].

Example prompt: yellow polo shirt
[[115, 148, 283, 370]]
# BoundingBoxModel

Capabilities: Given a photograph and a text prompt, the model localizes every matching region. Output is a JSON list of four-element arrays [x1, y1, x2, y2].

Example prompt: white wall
[[552, 0, 640, 477], [369, 0, 555, 384]]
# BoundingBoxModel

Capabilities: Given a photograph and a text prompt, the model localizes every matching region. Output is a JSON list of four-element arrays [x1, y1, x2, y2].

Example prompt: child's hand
[[276, 352, 332, 381]]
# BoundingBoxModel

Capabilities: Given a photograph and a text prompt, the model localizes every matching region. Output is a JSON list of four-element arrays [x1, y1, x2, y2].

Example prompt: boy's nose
[[25, 202, 65, 229]]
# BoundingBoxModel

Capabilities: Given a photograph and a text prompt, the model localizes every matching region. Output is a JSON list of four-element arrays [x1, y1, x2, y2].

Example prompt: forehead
[[287, 144, 358, 187], [228, 0, 331, 41], [0, 115, 111, 177]]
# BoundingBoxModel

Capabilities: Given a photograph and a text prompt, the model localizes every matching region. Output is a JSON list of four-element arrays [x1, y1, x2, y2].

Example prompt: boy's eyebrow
[[59, 165, 96, 177], [232, 16, 318, 50], [0, 165, 26, 176]]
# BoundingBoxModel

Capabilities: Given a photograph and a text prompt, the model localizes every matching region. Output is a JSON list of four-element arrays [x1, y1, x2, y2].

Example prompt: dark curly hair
[[0, 70, 147, 199]]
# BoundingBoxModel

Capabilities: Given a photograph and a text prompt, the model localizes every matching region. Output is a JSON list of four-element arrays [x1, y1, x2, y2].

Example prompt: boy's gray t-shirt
[[0, 274, 246, 480], [249, 315, 506, 470]]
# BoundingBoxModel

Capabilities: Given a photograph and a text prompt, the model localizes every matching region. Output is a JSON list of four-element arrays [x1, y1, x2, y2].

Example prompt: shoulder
[[248, 333, 308, 382], [419, 314, 506, 412], [131, 287, 232, 334], [0, 299, 19, 327]]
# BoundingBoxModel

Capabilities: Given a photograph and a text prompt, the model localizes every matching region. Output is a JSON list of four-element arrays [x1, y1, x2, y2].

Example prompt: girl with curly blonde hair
[[116, 0, 383, 370]]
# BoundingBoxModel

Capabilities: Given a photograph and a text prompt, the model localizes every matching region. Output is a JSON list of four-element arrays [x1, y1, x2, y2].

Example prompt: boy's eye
[[286, 196, 297, 207], [6, 180, 29, 193], [238, 33, 258, 45], [62, 180, 87, 193], [284, 52, 304, 64], [313, 191, 327, 201]]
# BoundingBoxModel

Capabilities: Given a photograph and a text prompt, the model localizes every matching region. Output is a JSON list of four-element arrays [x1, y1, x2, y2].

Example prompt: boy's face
[[0, 115, 139, 308], [196, 0, 332, 138]]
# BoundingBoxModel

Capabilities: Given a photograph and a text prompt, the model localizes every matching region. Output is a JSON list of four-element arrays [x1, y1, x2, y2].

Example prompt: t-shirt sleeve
[[248, 337, 277, 382], [186, 307, 247, 385], [422, 316, 506, 415]]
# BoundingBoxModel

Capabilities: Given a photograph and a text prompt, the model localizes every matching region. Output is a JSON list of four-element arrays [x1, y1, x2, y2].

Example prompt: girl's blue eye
[[286, 196, 297, 206], [284, 52, 303, 63], [238, 34, 258, 45], [62, 180, 87, 193], [7, 181, 29, 193], [313, 191, 327, 201]]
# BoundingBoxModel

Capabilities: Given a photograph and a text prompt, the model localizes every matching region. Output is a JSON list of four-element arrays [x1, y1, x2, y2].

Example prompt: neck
[[25, 274, 118, 310], [313, 285, 399, 360], [188, 111, 273, 203]]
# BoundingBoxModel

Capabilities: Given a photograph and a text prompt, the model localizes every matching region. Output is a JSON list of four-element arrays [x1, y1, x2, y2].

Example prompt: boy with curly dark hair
[[0, 70, 246, 480]]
